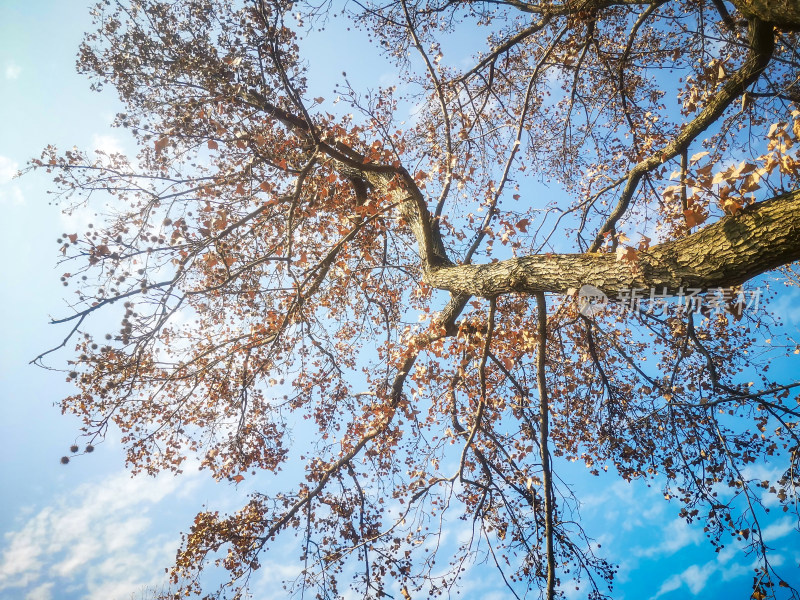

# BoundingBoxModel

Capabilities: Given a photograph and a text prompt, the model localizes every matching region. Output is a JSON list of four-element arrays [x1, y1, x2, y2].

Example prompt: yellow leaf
[[712, 169, 730, 185]]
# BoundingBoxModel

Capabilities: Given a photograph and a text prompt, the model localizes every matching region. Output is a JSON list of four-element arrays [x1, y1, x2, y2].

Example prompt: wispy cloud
[[761, 517, 796, 543], [92, 134, 125, 156], [24, 582, 54, 600], [4, 62, 21, 80], [650, 561, 716, 599], [681, 562, 716, 594], [0, 156, 24, 206], [649, 551, 785, 600], [651, 572, 682, 599], [0, 186, 24, 206], [0, 468, 203, 600], [633, 517, 702, 558], [0, 156, 19, 184], [767, 287, 800, 326]]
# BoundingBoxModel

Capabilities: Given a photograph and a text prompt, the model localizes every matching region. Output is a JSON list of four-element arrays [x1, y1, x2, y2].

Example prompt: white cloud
[[0, 185, 25, 205], [0, 156, 19, 183], [720, 560, 751, 581], [634, 518, 702, 558], [650, 561, 715, 599], [0, 156, 24, 205], [25, 582, 53, 600], [5, 62, 21, 80], [58, 203, 96, 234], [761, 517, 796, 543], [768, 287, 800, 325], [563, 577, 590, 600], [0, 467, 204, 599], [92, 134, 125, 156], [651, 573, 682, 599], [682, 562, 715, 594], [650, 552, 779, 600], [715, 545, 737, 565]]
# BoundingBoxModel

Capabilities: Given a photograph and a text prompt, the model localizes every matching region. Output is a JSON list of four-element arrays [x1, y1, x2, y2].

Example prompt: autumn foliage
[[32, 0, 800, 598]]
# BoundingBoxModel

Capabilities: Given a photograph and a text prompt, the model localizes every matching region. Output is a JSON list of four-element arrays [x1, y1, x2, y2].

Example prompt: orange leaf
[[683, 207, 707, 228], [232, 474, 245, 483], [207, 139, 218, 150]]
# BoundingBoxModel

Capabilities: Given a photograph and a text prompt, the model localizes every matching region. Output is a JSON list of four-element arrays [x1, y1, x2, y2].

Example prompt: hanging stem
[[534, 291, 556, 599]]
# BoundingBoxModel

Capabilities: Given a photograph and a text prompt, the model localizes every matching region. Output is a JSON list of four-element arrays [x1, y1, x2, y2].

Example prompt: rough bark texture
[[423, 190, 800, 298], [732, 0, 800, 30]]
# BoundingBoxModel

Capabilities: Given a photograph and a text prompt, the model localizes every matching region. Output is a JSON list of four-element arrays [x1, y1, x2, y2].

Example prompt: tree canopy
[[33, 0, 800, 598]]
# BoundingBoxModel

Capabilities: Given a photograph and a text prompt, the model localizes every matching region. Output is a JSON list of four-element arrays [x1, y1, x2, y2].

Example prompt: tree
[[31, 0, 800, 598]]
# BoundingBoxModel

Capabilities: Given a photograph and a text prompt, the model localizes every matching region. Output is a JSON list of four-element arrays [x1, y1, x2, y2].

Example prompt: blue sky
[[1, 2, 799, 600]]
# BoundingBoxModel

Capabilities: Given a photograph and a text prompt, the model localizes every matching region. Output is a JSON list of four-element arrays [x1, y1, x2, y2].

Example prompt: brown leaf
[[722, 198, 743, 216], [616, 246, 638, 262], [154, 136, 169, 155]]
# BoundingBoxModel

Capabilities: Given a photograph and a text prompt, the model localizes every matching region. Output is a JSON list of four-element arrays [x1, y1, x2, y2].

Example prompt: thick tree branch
[[732, 0, 800, 30], [589, 17, 775, 251], [424, 189, 800, 297]]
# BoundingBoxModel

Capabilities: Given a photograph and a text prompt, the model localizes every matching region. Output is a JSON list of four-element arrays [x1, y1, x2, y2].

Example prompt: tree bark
[[732, 0, 800, 30], [423, 190, 800, 298]]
